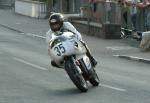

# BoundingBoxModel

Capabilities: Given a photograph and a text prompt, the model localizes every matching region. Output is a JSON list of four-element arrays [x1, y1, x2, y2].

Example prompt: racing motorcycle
[[49, 31, 100, 92]]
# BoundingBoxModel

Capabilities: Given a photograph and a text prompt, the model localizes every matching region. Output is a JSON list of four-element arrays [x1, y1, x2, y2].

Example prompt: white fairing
[[49, 32, 87, 61]]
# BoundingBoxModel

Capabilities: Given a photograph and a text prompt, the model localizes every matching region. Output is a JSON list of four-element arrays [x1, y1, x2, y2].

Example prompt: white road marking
[[20, 33, 25, 34], [100, 84, 126, 92], [106, 46, 134, 51], [26, 33, 46, 39], [16, 22, 21, 25], [13, 57, 48, 71], [19, 32, 46, 39]]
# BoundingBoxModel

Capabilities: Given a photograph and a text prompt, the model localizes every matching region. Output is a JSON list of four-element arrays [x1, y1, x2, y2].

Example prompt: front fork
[[64, 56, 82, 74]]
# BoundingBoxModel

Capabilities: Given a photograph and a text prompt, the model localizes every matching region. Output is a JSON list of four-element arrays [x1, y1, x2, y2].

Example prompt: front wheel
[[89, 69, 100, 86], [65, 57, 88, 92]]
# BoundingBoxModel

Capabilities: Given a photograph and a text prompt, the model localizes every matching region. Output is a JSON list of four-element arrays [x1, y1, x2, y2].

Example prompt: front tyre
[[65, 57, 88, 92], [89, 69, 100, 86]]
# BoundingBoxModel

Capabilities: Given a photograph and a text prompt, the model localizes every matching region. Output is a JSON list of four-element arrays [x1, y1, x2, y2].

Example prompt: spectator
[[89, 0, 97, 12], [137, 0, 150, 31], [125, 0, 140, 31], [118, 0, 128, 28]]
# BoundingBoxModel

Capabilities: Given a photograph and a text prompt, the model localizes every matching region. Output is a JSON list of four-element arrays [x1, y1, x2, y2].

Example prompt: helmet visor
[[50, 22, 61, 31]]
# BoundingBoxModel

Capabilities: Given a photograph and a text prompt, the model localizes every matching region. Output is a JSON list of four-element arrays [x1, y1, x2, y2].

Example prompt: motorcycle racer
[[46, 13, 97, 68]]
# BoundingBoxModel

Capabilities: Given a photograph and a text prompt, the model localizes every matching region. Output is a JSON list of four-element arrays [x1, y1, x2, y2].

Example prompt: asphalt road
[[0, 26, 150, 103]]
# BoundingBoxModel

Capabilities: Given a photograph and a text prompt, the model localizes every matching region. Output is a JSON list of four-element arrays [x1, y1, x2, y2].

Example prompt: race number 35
[[54, 43, 66, 56]]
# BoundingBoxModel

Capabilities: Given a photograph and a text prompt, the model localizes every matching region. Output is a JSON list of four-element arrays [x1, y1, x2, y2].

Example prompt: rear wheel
[[65, 57, 88, 92]]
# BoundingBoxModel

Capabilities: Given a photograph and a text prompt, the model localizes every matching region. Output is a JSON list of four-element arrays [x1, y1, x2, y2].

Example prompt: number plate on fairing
[[53, 43, 66, 56]]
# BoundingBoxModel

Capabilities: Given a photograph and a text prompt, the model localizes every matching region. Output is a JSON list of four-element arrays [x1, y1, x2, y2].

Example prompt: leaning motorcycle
[[48, 31, 100, 92]]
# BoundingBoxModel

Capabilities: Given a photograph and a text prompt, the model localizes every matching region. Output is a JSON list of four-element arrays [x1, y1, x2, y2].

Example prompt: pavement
[[0, 9, 150, 64]]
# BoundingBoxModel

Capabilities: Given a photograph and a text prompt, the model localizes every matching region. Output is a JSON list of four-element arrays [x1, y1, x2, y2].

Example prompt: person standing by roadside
[[118, 0, 128, 28], [125, 0, 140, 31], [137, 0, 150, 31]]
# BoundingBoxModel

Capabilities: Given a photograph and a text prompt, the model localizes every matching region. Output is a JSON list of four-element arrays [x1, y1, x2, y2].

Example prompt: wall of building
[[15, 0, 47, 18]]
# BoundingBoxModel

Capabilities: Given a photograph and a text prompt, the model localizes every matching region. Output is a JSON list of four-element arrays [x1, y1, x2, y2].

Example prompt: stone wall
[[71, 20, 121, 39]]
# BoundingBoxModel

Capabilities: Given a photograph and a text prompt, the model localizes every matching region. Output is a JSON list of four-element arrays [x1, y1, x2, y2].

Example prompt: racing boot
[[80, 40, 97, 67]]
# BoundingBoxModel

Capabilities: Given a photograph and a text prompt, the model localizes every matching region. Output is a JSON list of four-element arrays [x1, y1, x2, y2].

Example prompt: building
[[47, 0, 88, 14], [0, 0, 15, 8]]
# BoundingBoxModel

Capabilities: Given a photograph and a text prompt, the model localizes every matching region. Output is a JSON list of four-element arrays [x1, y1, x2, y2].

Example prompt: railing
[[79, 1, 121, 39], [80, 1, 121, 25]]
